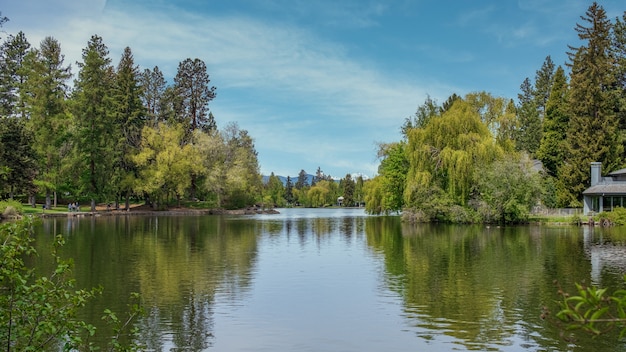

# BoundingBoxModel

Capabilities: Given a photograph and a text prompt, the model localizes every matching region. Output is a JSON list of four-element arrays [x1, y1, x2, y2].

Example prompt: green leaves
[[0, 218, 142, 351], [553, 280, 626, 337]]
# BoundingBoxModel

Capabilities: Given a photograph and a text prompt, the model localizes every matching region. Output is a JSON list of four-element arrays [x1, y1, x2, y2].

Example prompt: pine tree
[[174, 58, 217, 135], [0, 31, 30, 118], [139, 66, 167, 126], [284, 176, 294, 204], [295, 169, 308, 190], [516, 78, 542, 155], [537, 66, 569, 177], [112, 46, 145, 209], [559, 3, 621, 206], [23, 36, 71, 208], [534, 56, 556, 119], [72, 35, 116, 211], [342, 173, 355, 207]]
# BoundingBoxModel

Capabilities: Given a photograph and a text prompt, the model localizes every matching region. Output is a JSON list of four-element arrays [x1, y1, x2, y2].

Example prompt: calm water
[[32, 208, 626, 351]]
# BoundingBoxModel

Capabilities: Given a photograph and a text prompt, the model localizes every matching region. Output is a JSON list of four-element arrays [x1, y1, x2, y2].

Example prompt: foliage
[[365, 142, 407, 215], [133, 123, 202, 208], [595, 207, 626, 226], [473, 156, 543, 223], [0, 217, 143, 351], [536, 66, 569, 178], [516, 77, 541, 155], [548, 280, 626, 338], [71, 34, 116, 210], [0, 199, 23, 217], [0, 117, 37, 197], [558, 3, 623, 206], [404, 97, 503, 209]]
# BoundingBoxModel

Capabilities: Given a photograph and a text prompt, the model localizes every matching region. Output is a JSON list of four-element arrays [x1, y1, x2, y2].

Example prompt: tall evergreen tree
[[342, 173, 355, 207], [139, 66, 167, 126], [284, 176, 294, 204], [401, 95, 440, 137], [559, 3, 622, 206], [174, 58, 217, 135], [534, 56, 556, 119], [295, 169, 308, 190], [0, 31, 30, 118], [613, 12, 626, 153], [537, 66, 569, 178], [72, 35, 116, 211], [112, 46, 145, 209], [516, 78, 542, 155], [0, 117, 37, 198], [23, 36, 71, 208]]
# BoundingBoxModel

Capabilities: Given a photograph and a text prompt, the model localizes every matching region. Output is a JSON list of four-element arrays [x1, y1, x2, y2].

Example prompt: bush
[[0, 199, 23, 217], [0, 217, 143, 351], [596, 207, 626, 226]]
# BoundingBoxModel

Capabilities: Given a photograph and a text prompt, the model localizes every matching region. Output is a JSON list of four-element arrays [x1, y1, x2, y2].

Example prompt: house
[[582, 162, 626, 215]]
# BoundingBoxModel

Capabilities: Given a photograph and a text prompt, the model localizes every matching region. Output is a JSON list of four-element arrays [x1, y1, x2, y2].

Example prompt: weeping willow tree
[[404, 98, 504, 220]]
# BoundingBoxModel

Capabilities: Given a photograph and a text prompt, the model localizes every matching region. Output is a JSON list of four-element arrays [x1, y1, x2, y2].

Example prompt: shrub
[[596, 207, 626, 226], [0, 199, 23, 217], [0, 217, 143, 351]]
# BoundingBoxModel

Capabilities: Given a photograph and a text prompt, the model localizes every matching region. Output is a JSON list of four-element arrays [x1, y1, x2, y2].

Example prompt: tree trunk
[[45, 191, 51, 209]]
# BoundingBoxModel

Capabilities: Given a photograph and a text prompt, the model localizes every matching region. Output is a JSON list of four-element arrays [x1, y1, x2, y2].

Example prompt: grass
[[22, 204, 72, 215]]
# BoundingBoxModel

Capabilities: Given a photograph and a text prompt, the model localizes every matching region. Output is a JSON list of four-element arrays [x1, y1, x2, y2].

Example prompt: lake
[[32, 208, 626, 351]]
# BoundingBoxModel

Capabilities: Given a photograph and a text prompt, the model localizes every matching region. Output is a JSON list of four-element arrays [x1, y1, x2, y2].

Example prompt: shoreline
[[19, 207, 281, 219]]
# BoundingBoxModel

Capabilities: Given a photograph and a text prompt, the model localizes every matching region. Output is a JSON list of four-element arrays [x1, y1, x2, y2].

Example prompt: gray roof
[[609, 168, 626, 176], [583, 183, 626, 195]]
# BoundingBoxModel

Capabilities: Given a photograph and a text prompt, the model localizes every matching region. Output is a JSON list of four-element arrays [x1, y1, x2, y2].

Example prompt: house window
[[592, 196, 600, 212]]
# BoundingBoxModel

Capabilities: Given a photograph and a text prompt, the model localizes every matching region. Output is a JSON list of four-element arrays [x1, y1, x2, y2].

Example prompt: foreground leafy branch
[[544, 279, 626, 338], [0, 217, 143, 351]]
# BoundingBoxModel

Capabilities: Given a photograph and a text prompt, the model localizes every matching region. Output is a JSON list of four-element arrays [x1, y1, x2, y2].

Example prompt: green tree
[[401, 95, 440, 137], [613, 12, 626, 156], [0, 31, 30, 118], [559, 3, 622, 206], [284, 176, 294, 205], [23, 36, 71, 208], [365, 142, 407, 215], [173, 58, 217, 135], [405, 97, 503, 210], [264, 172, 285, 207], [71, 35, 116, 211], [139, 66, 166, 126], [173, 58, 217, 200], [133, 123, 202, 208], [341, 173, 355, 207], [0, 117, 37, 199], [354, 175, 364, 207], [534, 55, 556, 119], [516, 78, 542, 155], [295, 169, 308, 190], [112, 46, 145, 210], [537, 66, 569, 178], [473, 156, 543, 223], [220, 122, 262, 209]]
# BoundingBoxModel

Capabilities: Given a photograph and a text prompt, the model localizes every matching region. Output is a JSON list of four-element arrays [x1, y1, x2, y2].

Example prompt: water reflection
[[31, 210, 626, 352], [365, 219, 626, 351]]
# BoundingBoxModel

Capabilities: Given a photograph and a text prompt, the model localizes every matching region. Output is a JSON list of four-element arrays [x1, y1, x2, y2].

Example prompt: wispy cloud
[[5, 0, 426, 177]]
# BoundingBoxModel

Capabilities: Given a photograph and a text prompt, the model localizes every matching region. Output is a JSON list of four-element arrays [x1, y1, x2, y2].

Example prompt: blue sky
[[3, 1, 625, 179]]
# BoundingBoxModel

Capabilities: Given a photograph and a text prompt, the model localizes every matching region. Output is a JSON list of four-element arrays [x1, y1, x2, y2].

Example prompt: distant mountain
[[262, 173, 314, 186]]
